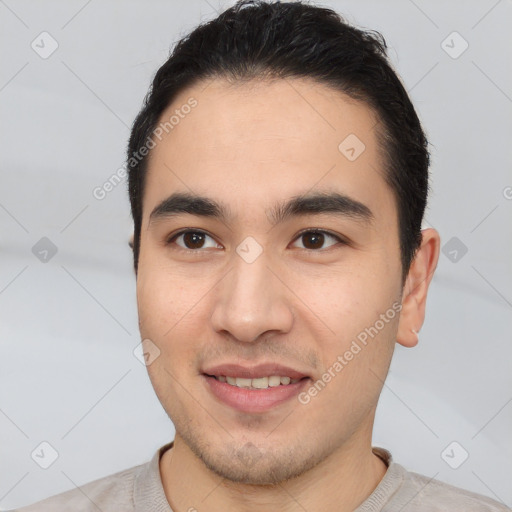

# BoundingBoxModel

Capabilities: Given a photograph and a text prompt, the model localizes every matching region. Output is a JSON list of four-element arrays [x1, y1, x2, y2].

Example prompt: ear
[[129, 233, 134, 250], [396, 228, 440, 348]]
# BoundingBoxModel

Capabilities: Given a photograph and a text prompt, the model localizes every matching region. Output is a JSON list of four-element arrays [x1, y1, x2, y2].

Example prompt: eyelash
[[165, 228, 347, 253]]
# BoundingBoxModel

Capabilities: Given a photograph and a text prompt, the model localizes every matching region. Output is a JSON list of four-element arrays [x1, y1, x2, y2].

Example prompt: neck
[[160, 431, 388, 512]]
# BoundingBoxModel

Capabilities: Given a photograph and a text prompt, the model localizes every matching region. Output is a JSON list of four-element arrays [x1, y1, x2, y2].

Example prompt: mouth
[[201, 364, 311, 413], [207, 374, 303, 389]]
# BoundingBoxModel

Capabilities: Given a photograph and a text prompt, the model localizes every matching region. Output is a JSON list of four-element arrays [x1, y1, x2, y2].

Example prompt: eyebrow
[[148, 190, 374, 228]]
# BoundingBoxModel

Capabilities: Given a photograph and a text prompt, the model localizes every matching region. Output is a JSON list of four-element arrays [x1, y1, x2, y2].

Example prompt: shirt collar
[[133, 441, 174, 511]]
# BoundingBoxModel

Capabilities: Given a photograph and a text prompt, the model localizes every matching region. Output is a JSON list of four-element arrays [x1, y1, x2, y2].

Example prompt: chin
[[192, 441, 322, 486]]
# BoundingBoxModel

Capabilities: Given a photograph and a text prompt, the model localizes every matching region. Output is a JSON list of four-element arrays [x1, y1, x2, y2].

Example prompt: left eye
[[291, 230, 343, 250]]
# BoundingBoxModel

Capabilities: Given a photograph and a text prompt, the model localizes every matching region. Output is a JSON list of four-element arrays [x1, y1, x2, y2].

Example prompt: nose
[[210, 249, 294, 343]]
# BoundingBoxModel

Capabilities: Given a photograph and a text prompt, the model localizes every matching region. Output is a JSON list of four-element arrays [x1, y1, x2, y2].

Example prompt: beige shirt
[[13, 442, 510, 511]]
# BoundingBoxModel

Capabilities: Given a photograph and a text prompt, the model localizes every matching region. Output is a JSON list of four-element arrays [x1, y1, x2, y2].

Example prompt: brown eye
[[292, 230, 342, 250], [167, 230, 220, 250], [183, 232, 206, 249]]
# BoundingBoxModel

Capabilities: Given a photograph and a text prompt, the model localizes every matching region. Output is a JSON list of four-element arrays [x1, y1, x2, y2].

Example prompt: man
[[15, 1, 510, 510]]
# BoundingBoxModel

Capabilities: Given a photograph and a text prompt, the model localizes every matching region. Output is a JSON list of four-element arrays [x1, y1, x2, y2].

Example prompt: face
[[136, 77, 404, 485]]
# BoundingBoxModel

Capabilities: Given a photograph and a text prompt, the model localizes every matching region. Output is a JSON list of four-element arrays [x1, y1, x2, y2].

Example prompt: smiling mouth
[[205, 374, 306, 389], [202, 372, 311, 413]]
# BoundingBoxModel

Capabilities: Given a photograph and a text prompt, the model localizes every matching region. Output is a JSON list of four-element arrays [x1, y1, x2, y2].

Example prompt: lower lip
[[203, 375, 310, 413]]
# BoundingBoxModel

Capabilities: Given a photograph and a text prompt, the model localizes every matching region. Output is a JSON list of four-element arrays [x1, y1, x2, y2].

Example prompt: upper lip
[[202, 363, 309, 380]]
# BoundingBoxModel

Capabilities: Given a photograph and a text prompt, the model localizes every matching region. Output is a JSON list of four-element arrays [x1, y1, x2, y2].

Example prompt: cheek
[[295, 264, 381, 323], [295, 266, 398, 367], [137, 271, 200, 409], [136, 268, 206, 369], [137, 264, 189, 333]]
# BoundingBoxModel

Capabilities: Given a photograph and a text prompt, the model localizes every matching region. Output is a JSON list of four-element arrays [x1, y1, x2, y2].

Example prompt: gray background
[[1, 0, 511, 509]]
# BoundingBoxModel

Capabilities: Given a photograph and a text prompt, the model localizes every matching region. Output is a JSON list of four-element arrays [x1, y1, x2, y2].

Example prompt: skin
[[135, 77, 440, 512]]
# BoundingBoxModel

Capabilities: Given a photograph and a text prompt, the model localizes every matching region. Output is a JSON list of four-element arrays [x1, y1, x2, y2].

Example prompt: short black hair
[[127, 0, 430, 284]]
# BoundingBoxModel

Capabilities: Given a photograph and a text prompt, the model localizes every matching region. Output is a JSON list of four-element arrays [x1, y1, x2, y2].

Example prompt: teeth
[[236, 377, 252, 388], [214, 375, 301, 389], [252, 377, 268, 389], [268, 376, 281, 387]]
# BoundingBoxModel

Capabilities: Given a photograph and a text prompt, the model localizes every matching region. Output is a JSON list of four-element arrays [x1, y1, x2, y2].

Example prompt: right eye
[[166, 230, 223, 251]]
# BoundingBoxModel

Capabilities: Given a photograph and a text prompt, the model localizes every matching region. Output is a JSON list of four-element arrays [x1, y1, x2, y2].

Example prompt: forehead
[[142, 77, 395, 231]]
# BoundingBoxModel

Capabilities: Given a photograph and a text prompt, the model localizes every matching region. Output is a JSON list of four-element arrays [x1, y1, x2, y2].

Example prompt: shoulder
[[395, 466, 511, 511], [13, 463, 144, 512]]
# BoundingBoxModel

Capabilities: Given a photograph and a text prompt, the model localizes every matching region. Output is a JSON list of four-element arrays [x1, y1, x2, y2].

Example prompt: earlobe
[[396, 228, 440, 348]]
